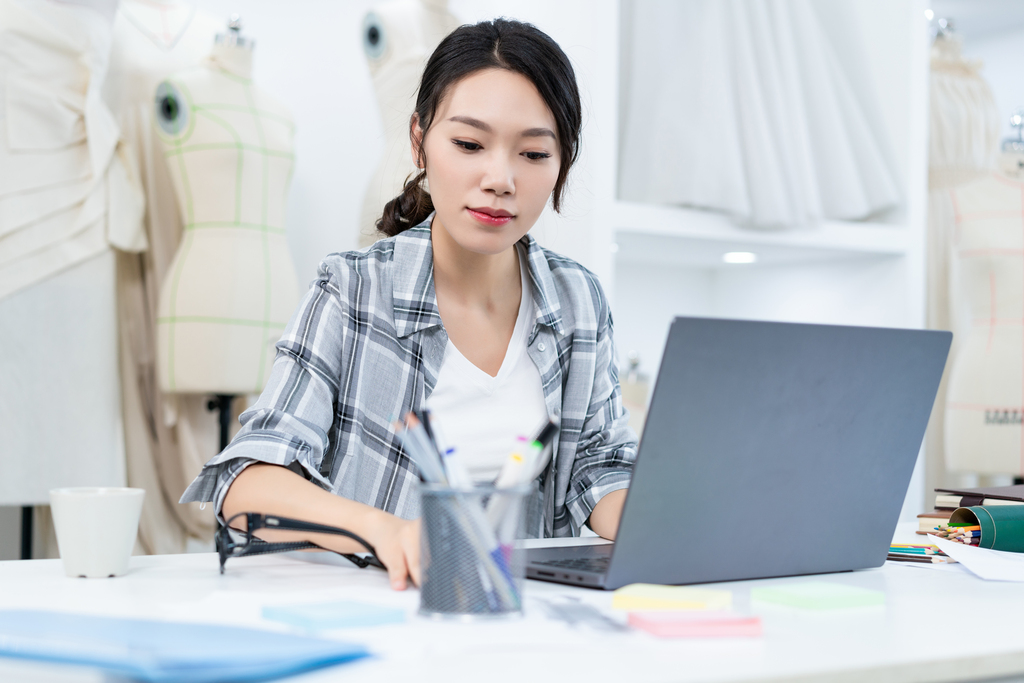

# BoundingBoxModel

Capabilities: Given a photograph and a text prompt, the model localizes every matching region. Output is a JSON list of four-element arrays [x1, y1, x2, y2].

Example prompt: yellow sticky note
[[611, 584, 732, 611]]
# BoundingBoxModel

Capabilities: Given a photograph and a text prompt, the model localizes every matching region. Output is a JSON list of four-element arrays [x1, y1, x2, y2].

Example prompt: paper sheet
[[931, 536, 1024, 582], [885, 559, 968, 574]]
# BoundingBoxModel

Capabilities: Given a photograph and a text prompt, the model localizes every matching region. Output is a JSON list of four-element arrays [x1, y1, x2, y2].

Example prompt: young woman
[[181, 18, 636, 590]]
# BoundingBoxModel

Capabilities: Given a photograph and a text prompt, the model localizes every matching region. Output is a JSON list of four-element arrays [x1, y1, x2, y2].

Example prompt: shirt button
[[538, 343, 546, 352]]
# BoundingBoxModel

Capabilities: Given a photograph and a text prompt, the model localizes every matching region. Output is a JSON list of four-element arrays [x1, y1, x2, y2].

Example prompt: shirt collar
[[391, 215, 565, 339]]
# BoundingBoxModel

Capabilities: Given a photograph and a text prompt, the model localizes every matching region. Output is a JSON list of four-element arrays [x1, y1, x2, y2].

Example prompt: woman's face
[[415, 68, 561, 256]]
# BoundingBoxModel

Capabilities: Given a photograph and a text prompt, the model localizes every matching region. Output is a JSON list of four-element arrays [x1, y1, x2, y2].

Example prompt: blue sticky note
[[263, 600, 406, 630], [0, 610, 368, 682]]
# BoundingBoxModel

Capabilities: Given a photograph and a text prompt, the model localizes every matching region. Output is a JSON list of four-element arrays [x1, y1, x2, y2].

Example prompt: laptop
[[526, 316, 951, 590]]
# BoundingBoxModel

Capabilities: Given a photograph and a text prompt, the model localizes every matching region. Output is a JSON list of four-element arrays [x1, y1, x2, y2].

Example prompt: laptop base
[[526, 544, 612, 589]]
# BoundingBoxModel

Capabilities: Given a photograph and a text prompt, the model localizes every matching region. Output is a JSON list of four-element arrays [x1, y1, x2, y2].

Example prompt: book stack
[[917, 485, 1024, 535]]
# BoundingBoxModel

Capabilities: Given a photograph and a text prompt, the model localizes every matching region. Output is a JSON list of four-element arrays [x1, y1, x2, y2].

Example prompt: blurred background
[[2, 0, 1024, 558]]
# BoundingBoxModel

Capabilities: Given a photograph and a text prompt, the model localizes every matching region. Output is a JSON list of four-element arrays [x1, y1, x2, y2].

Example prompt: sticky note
[[263, 601, 406, 630], [611, 584, 732, 611], [751, 582, 884, 610], [628, 611, 762, 638]]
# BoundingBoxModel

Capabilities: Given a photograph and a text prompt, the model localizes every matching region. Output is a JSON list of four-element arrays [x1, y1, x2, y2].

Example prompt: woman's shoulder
[[523, 235, 609, 327], [314, 225, 432, 291]]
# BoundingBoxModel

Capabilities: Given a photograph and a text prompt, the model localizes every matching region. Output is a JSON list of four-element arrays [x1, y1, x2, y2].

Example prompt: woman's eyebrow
[[448, 115, 555, 139]]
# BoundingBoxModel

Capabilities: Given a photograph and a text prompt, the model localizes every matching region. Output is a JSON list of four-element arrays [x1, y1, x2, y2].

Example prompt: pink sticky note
[[628, 611, 762, 638]]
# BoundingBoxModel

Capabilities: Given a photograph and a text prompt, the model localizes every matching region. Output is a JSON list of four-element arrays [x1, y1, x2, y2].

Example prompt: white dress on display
[[924, 32, 1000, 491], [102, 0, 223, 554], [0, 0, 141, 509], [617, 0, 899, 229], [358, 0, 458, 246], [154, 40, 300, 395]]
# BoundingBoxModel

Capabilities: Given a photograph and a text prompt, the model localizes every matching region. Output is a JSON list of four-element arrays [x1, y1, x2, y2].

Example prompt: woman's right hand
[[366, 511, 421, 590]]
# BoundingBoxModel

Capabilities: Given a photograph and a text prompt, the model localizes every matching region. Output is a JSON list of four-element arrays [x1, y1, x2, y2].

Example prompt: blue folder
[[0, 610, 369, 682]]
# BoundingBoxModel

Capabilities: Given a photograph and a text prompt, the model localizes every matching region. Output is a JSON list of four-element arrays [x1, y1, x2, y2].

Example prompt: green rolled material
[[950, 506, 1024, 552]]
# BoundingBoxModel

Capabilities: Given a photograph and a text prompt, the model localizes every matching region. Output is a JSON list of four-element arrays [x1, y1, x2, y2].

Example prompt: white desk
[[2, 524, 1024, 683]]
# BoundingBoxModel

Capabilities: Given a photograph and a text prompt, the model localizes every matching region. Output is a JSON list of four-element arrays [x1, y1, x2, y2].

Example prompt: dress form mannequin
[[357, 0, 458, 246], [923, 22, 1001, 495], [155, 20, 300, 394], [103, 0, 223, 555], [945, 112, 1024, 476]]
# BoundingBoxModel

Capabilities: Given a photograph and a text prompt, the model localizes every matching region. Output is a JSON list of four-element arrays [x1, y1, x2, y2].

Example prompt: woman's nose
[[481, 154, 515, 196]]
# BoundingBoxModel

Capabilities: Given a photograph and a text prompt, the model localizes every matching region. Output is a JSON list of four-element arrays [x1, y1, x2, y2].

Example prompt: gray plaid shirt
[[180, 220, 636, 537]]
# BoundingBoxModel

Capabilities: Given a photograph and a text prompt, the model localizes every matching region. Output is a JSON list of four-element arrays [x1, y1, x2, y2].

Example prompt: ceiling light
[[723, 251, 757, 264]]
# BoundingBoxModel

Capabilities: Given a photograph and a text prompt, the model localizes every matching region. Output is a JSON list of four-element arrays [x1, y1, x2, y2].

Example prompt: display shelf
[[610, 200, 912, 268]]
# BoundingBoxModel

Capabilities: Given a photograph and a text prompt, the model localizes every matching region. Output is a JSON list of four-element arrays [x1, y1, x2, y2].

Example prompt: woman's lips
[[467, 207, 513, 227]]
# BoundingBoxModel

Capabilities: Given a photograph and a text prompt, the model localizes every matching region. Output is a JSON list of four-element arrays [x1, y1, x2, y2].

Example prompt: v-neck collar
[[390, 216, 565, 340], [442, 244, 532, 386]]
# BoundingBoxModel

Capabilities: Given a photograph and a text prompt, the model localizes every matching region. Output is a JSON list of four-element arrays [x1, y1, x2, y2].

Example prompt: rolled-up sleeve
[[179, 262, 348, 520], [565, 304, 637, 532]]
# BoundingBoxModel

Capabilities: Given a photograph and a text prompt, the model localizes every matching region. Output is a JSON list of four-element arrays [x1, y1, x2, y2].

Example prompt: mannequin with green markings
[[154, 19, 300, 395]]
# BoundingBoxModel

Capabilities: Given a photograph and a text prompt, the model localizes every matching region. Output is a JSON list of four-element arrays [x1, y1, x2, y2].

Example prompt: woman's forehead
[[436, 69, 557, 134]]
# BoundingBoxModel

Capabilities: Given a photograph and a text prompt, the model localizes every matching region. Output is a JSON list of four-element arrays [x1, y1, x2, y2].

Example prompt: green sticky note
[[751, 582, 884, 610]]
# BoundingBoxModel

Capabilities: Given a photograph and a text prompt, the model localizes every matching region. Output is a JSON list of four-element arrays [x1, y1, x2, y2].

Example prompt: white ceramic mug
[[49, 487, 145, 578]]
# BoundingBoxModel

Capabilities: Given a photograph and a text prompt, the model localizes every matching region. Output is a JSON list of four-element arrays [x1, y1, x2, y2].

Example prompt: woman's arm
[[182, 263, 421, 590], [564, 274, 636, 538], [588, 489, 627, 540], [223, 463, 420, 590]]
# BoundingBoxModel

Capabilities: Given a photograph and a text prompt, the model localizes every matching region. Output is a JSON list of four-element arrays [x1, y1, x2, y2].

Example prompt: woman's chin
[[446, 226, 524, 256]]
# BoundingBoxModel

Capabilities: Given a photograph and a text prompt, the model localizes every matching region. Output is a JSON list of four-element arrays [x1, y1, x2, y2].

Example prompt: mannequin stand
[[206, 394, 235, 452], [20, 506, 32, 560]]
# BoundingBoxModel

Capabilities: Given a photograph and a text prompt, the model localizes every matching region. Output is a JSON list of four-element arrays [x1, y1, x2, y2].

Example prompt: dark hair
[[376, 18, 583, 237]]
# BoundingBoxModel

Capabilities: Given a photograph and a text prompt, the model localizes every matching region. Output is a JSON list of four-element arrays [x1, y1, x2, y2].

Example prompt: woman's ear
[[410, 113, 425, 169]]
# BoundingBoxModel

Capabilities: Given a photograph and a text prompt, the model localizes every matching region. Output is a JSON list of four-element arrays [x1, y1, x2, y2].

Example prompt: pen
[[526, 419, 559, 480], [442, 447, 473, 489], [394, 413, 448, 484]]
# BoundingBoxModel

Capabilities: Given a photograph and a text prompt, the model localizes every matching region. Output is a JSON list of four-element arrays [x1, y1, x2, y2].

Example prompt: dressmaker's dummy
[[945, 113, 1024, 476], [155, 20, 300, 394], [923, 22, 1000, 495], [0, 0, 140, 531], [357, 0, 457, 246], [102, 0, 222, 554]]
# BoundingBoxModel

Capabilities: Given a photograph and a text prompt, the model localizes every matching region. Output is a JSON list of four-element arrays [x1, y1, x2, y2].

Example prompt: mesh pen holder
[[419, 484, 531, 619]]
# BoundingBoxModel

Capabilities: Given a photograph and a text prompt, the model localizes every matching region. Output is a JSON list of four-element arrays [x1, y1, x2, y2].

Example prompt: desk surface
[[1, 524, 1023, 683]]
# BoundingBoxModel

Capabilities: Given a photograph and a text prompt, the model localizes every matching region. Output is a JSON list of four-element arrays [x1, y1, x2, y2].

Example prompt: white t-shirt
[[425, 247, 550, 484]]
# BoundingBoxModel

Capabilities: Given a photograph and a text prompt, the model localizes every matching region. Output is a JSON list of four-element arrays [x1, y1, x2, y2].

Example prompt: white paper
[[931, 536, 1024, 581], [885, 559, 968, 574]]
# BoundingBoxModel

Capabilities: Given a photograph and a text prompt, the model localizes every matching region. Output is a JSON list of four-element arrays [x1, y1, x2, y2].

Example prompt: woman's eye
[[453, 140, 480, 151], [524, 151, 551, 161]]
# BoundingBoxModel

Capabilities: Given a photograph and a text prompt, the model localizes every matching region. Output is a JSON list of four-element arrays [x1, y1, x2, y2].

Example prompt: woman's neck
[[429, 216, 521, 311]]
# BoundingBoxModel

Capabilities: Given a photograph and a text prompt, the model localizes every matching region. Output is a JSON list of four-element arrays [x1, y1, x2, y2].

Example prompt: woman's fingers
[[385, 551, 409, 590], [404, 519, 422, 586], [366, 512, 421, 591]]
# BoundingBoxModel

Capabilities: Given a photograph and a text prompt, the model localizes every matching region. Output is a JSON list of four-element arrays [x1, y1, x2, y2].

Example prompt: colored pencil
[[887, 553, 957, 564]]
